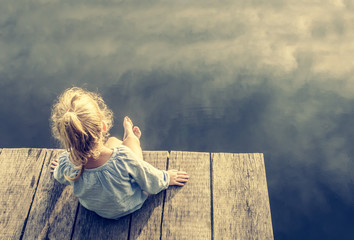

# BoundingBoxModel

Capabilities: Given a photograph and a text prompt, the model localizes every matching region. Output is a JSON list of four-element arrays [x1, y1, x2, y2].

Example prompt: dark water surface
[[1, 1, 354, 239]]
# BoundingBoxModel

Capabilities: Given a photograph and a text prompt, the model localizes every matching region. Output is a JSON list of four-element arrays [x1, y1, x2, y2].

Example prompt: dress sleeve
[[118, 145, 170, 194], [53, 152, 74, 186]]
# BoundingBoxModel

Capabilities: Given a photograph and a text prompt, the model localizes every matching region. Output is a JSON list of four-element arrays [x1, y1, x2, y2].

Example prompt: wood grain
[[212, 153, 274, 240], [0, 148, 47, 240], [22, 149, 78, 240], [161, 151, 211, 240], [129, 151, 169, 240]]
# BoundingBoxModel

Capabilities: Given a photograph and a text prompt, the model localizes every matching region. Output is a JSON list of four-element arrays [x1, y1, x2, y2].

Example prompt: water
[[1, 1, 354, 239]]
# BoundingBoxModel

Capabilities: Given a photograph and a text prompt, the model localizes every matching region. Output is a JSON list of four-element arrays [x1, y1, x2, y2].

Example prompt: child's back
[[54, 145, 169, 219]]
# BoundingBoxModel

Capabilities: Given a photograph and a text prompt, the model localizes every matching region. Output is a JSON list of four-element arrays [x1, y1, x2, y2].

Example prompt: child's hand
[[50, 158, 59, 173], [167, 169, 189, 186]]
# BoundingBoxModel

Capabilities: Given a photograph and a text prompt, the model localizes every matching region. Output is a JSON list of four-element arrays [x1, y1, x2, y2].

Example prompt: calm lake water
[[1, 1, 354, 239]]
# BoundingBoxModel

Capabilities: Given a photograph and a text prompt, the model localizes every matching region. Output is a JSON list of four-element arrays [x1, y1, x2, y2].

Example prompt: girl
[[50, 87, 189, 219]]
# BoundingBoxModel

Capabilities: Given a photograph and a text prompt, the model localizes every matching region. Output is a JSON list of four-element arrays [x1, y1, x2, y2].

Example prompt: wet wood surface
[[0, 148, 273, 240]]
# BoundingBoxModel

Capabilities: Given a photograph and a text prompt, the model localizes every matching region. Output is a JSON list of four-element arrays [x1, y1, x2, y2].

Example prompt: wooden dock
[[0, 148, 273, 240]]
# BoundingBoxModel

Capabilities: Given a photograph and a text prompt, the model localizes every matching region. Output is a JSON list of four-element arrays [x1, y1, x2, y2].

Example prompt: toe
[[123, 117, 133, 128], [133, 126, 142, 138], [127, 117, 133, 125]]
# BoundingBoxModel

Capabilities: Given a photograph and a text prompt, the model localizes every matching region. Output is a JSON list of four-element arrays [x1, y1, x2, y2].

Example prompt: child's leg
[[123, 135, 143, 160], [122, 117, 143, 160], [104, 137, 123, 148]]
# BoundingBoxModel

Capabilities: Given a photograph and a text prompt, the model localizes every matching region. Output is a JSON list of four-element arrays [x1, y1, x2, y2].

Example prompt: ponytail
[[59, 111, 90, 181]]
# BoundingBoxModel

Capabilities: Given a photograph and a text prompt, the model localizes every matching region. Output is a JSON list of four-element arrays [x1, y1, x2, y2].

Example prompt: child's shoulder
[[57, 151, 74, 167], [58, 150, 70, 159]]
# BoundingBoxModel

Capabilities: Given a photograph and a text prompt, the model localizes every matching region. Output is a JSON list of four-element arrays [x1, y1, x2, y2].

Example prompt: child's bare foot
[[123, 116, 142, 140], [123, 116, 134, 140], [133, 126, 142, 139], [123, 116, 134, 128]]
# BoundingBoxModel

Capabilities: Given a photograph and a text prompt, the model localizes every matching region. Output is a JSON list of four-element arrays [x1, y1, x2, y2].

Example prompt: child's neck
[[85, 146, 113, 169]]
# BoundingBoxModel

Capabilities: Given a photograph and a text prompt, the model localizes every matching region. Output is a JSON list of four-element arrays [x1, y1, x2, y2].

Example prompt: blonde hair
[[51, 87, 113, 181]]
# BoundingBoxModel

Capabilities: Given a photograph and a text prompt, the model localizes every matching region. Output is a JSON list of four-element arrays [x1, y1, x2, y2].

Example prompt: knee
[[105, 137, 123, 148], [108, 137, 120, 141]]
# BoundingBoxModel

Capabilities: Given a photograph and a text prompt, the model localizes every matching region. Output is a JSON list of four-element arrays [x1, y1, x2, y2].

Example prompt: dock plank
[[0, 148, 47, 240], [22, 149, 78, 240], [129, 151, 169, 240], [161, 151, 211, 240], [212, 153, 274, 239]]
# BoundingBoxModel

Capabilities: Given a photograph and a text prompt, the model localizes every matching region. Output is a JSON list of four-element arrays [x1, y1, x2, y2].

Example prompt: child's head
[[51, 87, 113, 179]]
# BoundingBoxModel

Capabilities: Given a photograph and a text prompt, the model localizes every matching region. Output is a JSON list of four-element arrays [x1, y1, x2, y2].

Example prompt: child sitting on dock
[[50, 87, 189, 219]]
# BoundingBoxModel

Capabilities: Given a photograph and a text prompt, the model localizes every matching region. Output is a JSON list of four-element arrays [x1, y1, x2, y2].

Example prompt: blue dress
[[54, 145, 169, 219]]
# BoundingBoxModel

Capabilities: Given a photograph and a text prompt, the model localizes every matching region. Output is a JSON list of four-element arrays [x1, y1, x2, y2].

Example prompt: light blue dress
[[54, 145, 169, 219]]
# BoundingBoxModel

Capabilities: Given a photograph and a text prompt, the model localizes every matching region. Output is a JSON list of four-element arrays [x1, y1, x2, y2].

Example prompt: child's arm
[[120, 145, 189, 194], [50, 152, 72, 185]]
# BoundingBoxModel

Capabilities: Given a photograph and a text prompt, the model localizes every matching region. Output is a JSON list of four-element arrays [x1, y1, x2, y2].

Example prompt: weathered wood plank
[[161, 151, 211, 240], [0, 148, 47, 240], [212, 153, 274, 240], [22, 149, 78, 240], [129, 151, 169, 240]]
